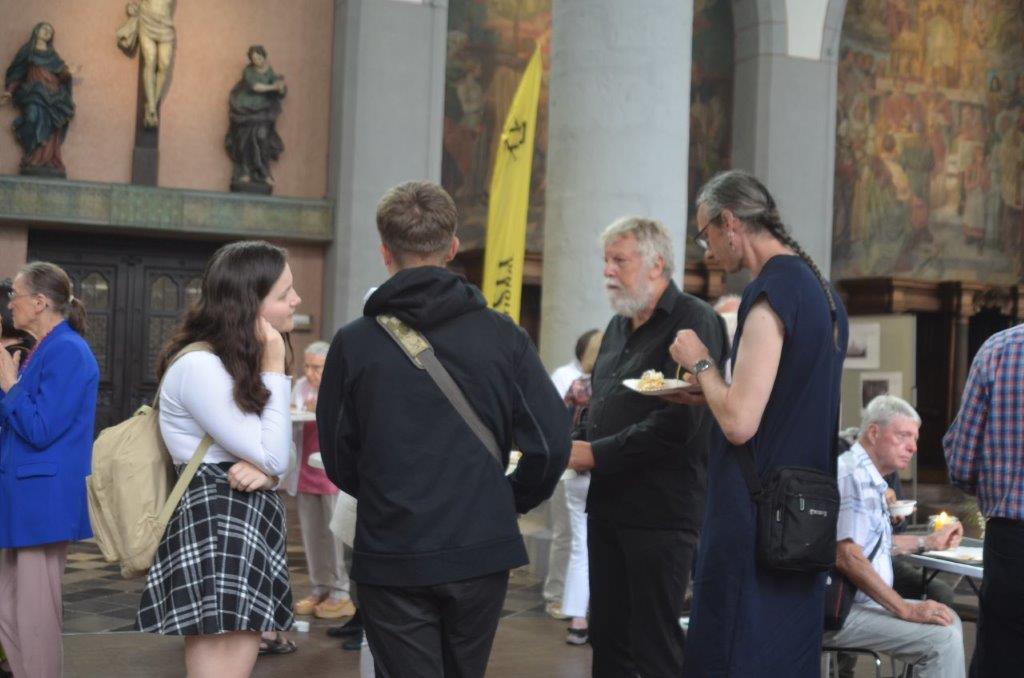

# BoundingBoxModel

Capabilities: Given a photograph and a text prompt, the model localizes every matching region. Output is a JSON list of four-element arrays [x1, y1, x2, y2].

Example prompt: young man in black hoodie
[[317, 181, 570, 677]]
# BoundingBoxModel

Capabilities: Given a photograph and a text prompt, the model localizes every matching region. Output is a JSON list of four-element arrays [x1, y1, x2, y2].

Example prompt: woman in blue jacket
[[0, 262, 98, 678]]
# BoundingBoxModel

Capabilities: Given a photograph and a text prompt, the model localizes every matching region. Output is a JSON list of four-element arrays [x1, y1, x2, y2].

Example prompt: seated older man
[[831, 395, 965, 678]]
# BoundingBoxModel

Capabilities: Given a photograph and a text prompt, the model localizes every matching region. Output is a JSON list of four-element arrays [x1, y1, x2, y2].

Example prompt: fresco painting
[[833, 0, 1024, 283], [443, 0, 734, 255]]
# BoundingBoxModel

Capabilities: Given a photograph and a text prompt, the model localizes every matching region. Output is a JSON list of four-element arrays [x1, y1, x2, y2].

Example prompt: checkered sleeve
[[836, 465, 872, 550], [943, 340, 992, 495]]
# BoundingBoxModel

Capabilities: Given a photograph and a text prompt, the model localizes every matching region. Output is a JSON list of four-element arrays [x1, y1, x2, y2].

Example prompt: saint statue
[[116, 0, 175, 128], [1, 22, 75, 177], [225, 45, 286, 194]]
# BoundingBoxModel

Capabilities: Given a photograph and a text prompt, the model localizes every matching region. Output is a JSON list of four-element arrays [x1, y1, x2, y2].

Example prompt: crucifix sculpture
[[116, 0, 175, 184]]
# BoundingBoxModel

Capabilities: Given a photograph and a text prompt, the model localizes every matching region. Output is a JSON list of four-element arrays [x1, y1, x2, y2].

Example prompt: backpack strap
[[155, 433, 214, 526], [376, 314, 503, 468], [152, 341, 214, 410], [153, 341, 216, 525]]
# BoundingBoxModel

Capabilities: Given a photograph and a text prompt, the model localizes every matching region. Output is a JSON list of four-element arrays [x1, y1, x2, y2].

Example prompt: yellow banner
[[481, 44, 543, 323]]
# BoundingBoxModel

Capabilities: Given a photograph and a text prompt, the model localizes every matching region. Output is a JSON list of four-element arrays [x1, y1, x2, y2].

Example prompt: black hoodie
[[318, 267, 571, 587]]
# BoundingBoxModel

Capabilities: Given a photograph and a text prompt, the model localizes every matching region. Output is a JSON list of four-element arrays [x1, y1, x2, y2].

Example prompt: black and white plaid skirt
[[136, 463, 294, 635]]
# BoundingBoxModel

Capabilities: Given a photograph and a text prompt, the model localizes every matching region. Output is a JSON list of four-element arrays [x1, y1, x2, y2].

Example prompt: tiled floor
[[59, 494, 594, 676], [57, 494, 977, 676]]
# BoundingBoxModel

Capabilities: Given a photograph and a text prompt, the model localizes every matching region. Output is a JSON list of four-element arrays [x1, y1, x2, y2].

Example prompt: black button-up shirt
[[585, 280, 727, 530]]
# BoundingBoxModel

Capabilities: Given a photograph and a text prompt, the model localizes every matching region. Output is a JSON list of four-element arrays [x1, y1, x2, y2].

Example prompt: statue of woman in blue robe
[[2, 22, 75, 177]]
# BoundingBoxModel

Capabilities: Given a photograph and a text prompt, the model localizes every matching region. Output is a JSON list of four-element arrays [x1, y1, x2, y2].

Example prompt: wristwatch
[[692, 357, 716, 377], [915, 536, 926, 554]]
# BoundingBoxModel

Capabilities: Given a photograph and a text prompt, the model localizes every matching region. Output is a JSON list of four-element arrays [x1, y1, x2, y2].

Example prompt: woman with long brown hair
[[136, 240, 300, 677]]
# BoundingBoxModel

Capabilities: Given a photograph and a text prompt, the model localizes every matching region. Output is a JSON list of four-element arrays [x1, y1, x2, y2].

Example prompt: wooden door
[[28, 232, 220, 429]]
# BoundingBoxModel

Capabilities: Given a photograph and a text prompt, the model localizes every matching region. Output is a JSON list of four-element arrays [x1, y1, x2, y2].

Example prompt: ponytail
[[66, 295, 87, 335]]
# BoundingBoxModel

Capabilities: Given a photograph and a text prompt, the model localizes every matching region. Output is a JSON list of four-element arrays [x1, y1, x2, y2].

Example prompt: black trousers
[[971, 518, 1024, 678], [588, 518, 696, 678], [358, 570, 509, 678]]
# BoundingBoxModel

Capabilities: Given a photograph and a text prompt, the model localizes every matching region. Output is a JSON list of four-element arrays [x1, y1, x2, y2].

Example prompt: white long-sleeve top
[[158, 351, 293, 477]]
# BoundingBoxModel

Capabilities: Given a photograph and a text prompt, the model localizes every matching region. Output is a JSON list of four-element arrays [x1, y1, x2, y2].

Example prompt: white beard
[[606, 277, 653, 318]]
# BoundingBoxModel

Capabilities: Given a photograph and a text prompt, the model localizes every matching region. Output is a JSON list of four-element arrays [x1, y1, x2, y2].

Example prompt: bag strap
[[864, 532, 884, 563], [152, 341, 214, 410], [376, 314, 503, 467], [155, 433, 214, 526], [734, 407, 842, 500], [154, 341, 216, 526]]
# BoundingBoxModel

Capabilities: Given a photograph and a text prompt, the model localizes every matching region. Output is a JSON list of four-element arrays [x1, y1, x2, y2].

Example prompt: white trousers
[[297, 492, 350, 598], [561, 473, 591, 619], [827, 602, 965, 678], [543, 478, 571, 603]]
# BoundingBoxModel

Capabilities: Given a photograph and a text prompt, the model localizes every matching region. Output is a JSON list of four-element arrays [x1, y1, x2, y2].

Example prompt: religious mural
[[832, 0, 1024, 283], [687, 0, 734, 259], [443, 0, 733, 255]]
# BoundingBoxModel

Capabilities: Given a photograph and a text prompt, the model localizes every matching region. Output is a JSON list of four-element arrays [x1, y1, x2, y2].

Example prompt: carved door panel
[[28, 233, 219, 430], [125, 265, 204, 412]]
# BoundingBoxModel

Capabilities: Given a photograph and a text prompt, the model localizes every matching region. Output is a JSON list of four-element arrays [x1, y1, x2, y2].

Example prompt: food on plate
[[636, 369, 666, 392]]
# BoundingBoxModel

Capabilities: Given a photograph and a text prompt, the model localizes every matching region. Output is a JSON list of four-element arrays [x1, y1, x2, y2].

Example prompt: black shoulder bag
[[735, 441, 840, 574], [824, 534, 883, 630]]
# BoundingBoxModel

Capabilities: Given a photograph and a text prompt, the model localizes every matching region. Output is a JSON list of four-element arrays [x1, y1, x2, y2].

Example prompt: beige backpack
[[86, 342, 213, 578]]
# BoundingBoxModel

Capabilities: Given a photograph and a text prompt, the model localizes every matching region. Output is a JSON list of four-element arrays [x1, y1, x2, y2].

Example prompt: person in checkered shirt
[[944, 322, 1024, 677]]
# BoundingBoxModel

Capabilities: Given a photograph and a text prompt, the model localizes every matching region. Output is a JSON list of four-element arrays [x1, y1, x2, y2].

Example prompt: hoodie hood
[[363, 266, 487, 329]]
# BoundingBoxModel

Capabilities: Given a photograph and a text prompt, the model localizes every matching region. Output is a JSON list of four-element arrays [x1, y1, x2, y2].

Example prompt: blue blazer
[[0, 321, 98, 548]]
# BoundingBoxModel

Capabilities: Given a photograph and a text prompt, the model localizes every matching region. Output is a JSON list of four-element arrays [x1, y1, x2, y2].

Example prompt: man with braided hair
[[665, 170, 849, 676]]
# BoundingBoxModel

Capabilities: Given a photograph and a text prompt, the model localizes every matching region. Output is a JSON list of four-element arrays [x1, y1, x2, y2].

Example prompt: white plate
[[923, 546, 983, 563], [622, 378, 702, 396]]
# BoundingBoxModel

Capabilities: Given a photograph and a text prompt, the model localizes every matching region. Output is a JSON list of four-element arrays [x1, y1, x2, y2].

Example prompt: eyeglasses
[[691, 216, 719, 251], [5, 291, 34, 302]]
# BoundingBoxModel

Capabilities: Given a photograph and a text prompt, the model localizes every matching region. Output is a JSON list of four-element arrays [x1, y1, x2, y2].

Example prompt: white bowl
[[890, 500, 917, 518]]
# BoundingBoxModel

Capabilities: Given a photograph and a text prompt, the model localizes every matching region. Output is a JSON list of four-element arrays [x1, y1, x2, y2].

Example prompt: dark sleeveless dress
[[684, 255, 848, 677]]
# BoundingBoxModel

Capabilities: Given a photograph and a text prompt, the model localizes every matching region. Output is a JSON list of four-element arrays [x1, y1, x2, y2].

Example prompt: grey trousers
[[297, 492, 351, 598], [828, 602, 965, 678]]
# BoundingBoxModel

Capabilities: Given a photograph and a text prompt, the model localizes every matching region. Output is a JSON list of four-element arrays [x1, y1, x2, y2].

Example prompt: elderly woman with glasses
[[0, 262, 98, 678]]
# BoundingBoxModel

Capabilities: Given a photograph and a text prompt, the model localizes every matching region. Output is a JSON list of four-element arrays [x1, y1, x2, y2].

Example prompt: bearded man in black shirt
[[567, 217, 726, 677]]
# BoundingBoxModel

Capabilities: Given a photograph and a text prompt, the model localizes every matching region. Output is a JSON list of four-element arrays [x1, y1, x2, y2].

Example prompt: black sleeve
[[590, 303, 726, 474], [507, 329, 572, 514], [317, 329, 359, 495]]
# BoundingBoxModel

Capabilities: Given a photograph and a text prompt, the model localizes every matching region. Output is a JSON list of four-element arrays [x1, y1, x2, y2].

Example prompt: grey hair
[[598, 217, 674, 279], [860, 395, 921, 431], [303, 340, 330, 358], [696, 170, 838, 344]]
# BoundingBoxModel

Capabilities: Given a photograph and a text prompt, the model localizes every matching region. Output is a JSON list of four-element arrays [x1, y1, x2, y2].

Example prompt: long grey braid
[[696, 170, 840, 348]]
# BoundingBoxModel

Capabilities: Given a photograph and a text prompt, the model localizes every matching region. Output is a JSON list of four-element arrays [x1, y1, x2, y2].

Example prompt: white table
[[904, 537, 983, 597]]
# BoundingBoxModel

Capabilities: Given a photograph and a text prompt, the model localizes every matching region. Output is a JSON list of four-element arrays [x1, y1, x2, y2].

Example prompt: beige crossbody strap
[[376, 314, 503, 467], [156, 433, 214, 525], [154, 341, 217, 526]]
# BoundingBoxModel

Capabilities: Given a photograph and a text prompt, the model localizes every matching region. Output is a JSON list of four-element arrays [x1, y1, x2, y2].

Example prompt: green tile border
[[0, 175, 333, 242]]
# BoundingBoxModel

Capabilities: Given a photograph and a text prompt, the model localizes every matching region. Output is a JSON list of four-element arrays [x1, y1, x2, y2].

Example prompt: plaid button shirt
[[944, 323, 1024, 521], [837, 444, 893, 606]]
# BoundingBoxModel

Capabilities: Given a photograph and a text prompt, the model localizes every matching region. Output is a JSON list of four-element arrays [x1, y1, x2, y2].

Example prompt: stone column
[[538, 0, 693, 369], [729, 0, 845, 277], [322, 0, 448, 333]]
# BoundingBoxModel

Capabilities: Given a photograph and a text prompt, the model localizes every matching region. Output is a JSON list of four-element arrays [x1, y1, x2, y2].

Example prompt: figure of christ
[[117, 0, 175, 128]]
